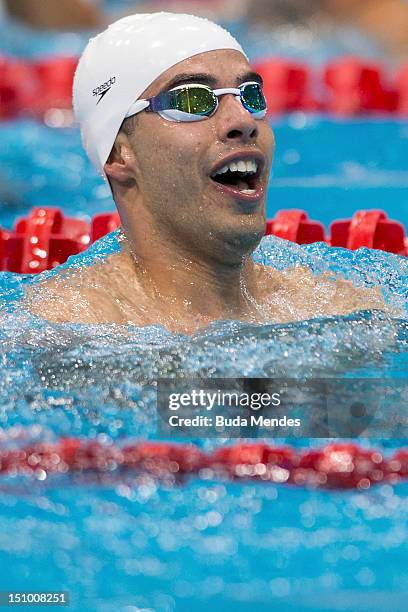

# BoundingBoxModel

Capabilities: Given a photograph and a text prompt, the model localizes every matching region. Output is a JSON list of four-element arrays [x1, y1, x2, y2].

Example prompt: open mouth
[[210, 158, 261, 195]]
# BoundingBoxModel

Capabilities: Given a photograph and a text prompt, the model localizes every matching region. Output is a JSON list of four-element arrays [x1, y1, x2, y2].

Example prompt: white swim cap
[[73, 12, 247, 175]]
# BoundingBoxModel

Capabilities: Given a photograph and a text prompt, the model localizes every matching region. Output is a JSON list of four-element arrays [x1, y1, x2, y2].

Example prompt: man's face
[[124, 49, 275, 264]]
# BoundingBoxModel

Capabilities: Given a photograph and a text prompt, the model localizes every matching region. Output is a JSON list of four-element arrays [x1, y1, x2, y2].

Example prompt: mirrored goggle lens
[[241, 83, 267, 113], [172, 87, 217, 116]]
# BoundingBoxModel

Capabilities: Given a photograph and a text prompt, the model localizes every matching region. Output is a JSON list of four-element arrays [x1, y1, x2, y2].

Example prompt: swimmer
[[26, 12, 387, 334]]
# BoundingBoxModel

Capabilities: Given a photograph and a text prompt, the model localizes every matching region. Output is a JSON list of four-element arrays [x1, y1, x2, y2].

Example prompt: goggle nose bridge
[[213, 87, 242, 98], [211, 87, 242, 111]]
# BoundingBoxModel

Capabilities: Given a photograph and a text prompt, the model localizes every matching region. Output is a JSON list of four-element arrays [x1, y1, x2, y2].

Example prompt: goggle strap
[[124, 99, 150, 118]]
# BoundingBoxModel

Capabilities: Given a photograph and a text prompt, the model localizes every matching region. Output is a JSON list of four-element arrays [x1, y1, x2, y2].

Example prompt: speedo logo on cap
[[92, 77, 116, 104]]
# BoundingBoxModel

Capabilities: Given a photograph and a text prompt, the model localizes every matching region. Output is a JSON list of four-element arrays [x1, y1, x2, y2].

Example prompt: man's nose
[[215, 94, 259, 143]]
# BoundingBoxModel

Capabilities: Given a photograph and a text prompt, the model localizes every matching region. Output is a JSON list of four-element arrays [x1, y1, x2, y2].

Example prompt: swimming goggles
[[125, 81, 267, 122]]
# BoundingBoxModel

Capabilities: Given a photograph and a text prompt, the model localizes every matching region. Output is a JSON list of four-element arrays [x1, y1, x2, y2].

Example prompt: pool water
[[1, 118, 407, 230], [0, 223, 407, 610], [1, 13, 408, 612]]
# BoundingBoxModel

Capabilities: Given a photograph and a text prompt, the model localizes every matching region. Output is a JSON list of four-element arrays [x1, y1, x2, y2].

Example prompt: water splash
[[0, 231, 406, 443]]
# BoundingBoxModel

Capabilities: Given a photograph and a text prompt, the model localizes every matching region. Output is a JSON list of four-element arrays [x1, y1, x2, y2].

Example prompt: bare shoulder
[[254, 263, 393, 318], [23, 254, 126, 324], [24, 268, 106, 324], [253, 263, 286, 292]]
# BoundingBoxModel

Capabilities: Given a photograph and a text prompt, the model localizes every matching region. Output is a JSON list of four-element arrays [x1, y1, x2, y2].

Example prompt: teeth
[[212, 158, 258, 177], [214, 165, 229, 175], [246, 160, 258, 174]]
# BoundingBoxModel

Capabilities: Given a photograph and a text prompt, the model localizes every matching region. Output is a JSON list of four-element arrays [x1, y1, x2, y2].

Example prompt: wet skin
[[26, 50, 388, 333]]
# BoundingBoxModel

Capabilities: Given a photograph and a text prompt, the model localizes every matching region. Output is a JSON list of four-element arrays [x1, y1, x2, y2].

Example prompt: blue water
[[1, 13, 408, 612], [0, 227, 407, 611], [1, 118, 407, 231], [1, 114, 408, 612]]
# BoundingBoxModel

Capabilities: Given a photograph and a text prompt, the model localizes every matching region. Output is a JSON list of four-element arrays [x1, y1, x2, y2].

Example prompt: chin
[[218, 219, 266, 259]]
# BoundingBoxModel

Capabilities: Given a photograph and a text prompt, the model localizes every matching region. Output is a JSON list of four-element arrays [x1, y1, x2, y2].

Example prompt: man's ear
[[104, 132, 137, 187]]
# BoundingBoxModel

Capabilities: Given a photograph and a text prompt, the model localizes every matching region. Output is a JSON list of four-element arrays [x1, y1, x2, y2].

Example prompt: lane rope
[[1, 439, 407, 490], [1, 56, 408, 119], [1, 207, 407, 274]]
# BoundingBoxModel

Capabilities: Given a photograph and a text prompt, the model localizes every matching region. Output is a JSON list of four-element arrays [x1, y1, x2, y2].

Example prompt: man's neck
[[119, 226, 261, 321]]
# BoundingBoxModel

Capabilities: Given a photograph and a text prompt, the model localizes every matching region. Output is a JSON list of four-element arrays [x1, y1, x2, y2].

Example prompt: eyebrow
[[161, 70, 263, 92]]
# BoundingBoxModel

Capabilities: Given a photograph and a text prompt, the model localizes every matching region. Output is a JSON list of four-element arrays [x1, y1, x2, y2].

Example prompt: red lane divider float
[[91, 211, 121, 243], [34, 57, 78, 115], [252, 59, 319, 114], [330, 210, 407, 254], [0, 439, 407, 490], [0, 207, 90, 273], [0, 207, 407, 273], [397, 63, 408, 115], [266, 209, 325, 244], [266, 208, 408, 255], [1, 55, 408, 119], [324, 57, 399, 115], [0, 56, 77, 121]]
